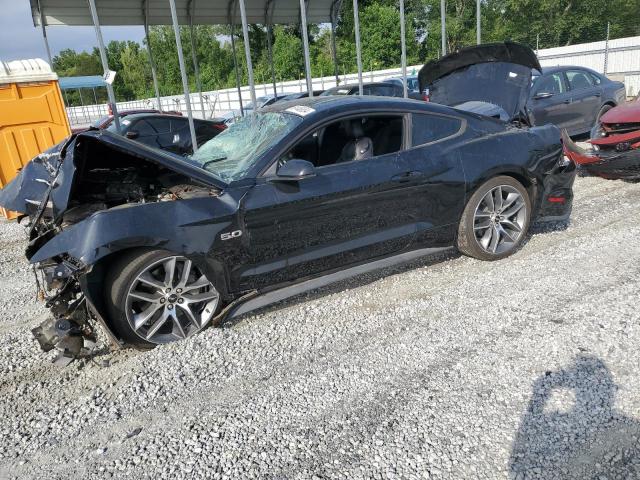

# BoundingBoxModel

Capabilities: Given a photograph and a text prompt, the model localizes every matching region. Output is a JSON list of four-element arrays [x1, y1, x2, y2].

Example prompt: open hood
[[419, 42, 542, 122], [0, 130, 226, 219]]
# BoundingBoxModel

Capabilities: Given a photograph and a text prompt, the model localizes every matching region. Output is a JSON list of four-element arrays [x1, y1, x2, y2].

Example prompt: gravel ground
[[0, 176, 639, 480]]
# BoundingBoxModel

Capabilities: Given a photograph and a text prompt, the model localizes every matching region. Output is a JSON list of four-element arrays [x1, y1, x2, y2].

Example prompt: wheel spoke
[[502, 200, 524, 219], [182, 290, 219, 304], [474, 218, 492, 230], [177, 259, 192, 288], [500, 192, 519, 213], [483, 191, 495, 212], [129, 290, 163, 303], [500, 218, 522, 233], [177, 303, 200, 329], [171, 310, 187, 339], [133, 303, 163, 330], [479, 226, 492, 249], [493, 186, 503, 211], [498, 224, 517, 242], [163, 257, 177, 287], [144, 308, 170, 338], [137, 272, 165, 290], [489, 225, 501, 253], [182, 275, 211, 293]]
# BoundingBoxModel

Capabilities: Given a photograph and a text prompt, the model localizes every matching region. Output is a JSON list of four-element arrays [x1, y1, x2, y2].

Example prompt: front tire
[[457, 176, 531, 261], [104, 250, 221, 347]]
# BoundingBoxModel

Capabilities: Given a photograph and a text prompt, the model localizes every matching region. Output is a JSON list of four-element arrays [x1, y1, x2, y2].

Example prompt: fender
[[29, 195, 238, 265]]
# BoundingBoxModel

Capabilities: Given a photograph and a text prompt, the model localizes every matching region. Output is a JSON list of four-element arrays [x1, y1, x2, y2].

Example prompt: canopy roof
[[59, 75, 107, 90], [30, 0, 338, 26]]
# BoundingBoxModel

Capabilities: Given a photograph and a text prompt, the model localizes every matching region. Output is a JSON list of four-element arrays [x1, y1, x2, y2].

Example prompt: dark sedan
[[383, 75, 430, 101], [527, 66, 626, 136], [0, 91, 575, 359], [321, 82, 423, 101], [106, 113, 226, 155], [276, 90, 325, 102]]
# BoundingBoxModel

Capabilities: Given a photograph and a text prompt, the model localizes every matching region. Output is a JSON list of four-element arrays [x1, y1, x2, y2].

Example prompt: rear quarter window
[[411, 113, 462, 146]]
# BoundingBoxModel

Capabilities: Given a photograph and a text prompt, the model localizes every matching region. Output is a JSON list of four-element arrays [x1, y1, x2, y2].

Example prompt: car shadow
[[509, 355, 640, 479]]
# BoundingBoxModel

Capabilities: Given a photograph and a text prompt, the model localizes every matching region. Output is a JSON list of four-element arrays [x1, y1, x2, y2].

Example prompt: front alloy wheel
[[106, 251, 220, 346]]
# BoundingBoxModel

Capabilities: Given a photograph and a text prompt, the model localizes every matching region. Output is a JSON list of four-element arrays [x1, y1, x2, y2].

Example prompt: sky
[[0, 0, 145, 62]]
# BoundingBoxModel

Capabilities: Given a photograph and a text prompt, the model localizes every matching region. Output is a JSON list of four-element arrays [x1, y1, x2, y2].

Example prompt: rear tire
[[104, 249, 221, 347], [457, 176, 531, 261]]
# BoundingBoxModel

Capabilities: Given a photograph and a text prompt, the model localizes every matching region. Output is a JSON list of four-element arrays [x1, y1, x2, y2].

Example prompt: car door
[[234, 113, 420, 290], [527, 72, 577, 131], [402, 112, 466, 246], [565, 69, 601, 134]]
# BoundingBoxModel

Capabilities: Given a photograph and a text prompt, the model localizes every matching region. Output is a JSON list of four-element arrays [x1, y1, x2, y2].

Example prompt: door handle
[[594, 92, 601, 97], [391, 171, 423, 182], [563, 99, 571, 104]]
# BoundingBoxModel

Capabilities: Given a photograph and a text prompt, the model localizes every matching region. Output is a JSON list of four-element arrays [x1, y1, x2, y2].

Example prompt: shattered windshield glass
[[190, 112, 302, 182]]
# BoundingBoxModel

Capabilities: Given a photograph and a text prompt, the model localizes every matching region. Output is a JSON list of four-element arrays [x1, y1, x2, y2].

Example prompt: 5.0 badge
[[220, 230, 242, 241]]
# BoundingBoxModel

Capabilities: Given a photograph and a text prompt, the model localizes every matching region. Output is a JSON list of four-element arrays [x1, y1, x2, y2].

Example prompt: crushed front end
[[0, 130, 224, 364], [563, 129, 640, 181]]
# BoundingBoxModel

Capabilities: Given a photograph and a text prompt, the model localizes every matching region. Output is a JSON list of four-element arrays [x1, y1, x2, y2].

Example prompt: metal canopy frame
[[31, 0, 471, 143], [30, 0, 337, 26]]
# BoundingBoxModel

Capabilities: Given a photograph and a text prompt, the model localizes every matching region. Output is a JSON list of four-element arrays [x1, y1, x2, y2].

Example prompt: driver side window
[[275, 115, 405, 171]]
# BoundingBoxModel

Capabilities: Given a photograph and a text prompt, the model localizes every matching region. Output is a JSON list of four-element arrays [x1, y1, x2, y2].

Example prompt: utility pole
[[476, 0, 481, 45], [440, 0, 447, 56], [604, 22, 611, 75]]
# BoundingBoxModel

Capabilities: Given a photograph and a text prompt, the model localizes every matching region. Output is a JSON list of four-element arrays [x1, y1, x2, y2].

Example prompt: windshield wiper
[[202, 156, 227, 169]]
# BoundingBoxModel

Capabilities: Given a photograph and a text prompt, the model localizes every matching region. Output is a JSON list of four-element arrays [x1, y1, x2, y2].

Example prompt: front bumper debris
[[30, 257, 99, 366], [562, 129, 640, 181], [32, 314, 96, 367]]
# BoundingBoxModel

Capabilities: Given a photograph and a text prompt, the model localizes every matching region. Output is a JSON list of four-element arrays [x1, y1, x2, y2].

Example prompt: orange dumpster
[[0, 59, 71, 219]]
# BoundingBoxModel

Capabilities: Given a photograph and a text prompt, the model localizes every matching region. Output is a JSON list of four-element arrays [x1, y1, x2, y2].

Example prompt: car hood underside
[[418, 42, 542, 122]]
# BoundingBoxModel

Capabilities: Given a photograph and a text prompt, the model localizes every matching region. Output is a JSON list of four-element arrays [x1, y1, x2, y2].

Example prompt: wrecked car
[[563, 95, 640, 180], [0, 93, 576, 362]]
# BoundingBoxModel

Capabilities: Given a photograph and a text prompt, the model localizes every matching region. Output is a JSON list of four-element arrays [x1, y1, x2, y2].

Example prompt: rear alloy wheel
[[106, 251, 220, 346], [457, 176, 531, 261]]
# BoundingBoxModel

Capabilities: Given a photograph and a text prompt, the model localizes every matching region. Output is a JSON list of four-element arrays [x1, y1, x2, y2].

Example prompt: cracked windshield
[[190, 112, 302, 182]]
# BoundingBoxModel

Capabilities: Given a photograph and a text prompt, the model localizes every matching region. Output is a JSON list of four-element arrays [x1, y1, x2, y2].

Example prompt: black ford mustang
[[0, 43, 576, 359]]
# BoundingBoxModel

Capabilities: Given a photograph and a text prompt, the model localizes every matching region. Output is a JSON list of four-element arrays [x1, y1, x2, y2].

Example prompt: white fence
[[65, 64, 424, 126], [65, 35, 640, 127]]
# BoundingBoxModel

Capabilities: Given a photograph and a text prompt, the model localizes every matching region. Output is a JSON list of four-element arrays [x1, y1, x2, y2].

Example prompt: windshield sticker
[[509, 72, 518, 78], [285, 105, 316, 117]]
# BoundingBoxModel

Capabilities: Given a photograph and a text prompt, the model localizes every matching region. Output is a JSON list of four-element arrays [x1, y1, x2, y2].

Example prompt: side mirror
[[273, 159, 316, 181], [125, 130, 139, 139], [533, 92, 554, 100]]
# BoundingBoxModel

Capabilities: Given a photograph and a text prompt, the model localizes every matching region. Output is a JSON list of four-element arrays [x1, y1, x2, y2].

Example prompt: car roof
[[119, 113, 184, 121], [539, 65, 601, 75], [326, 81, 400, 91], [261, 95, 465, 117]]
